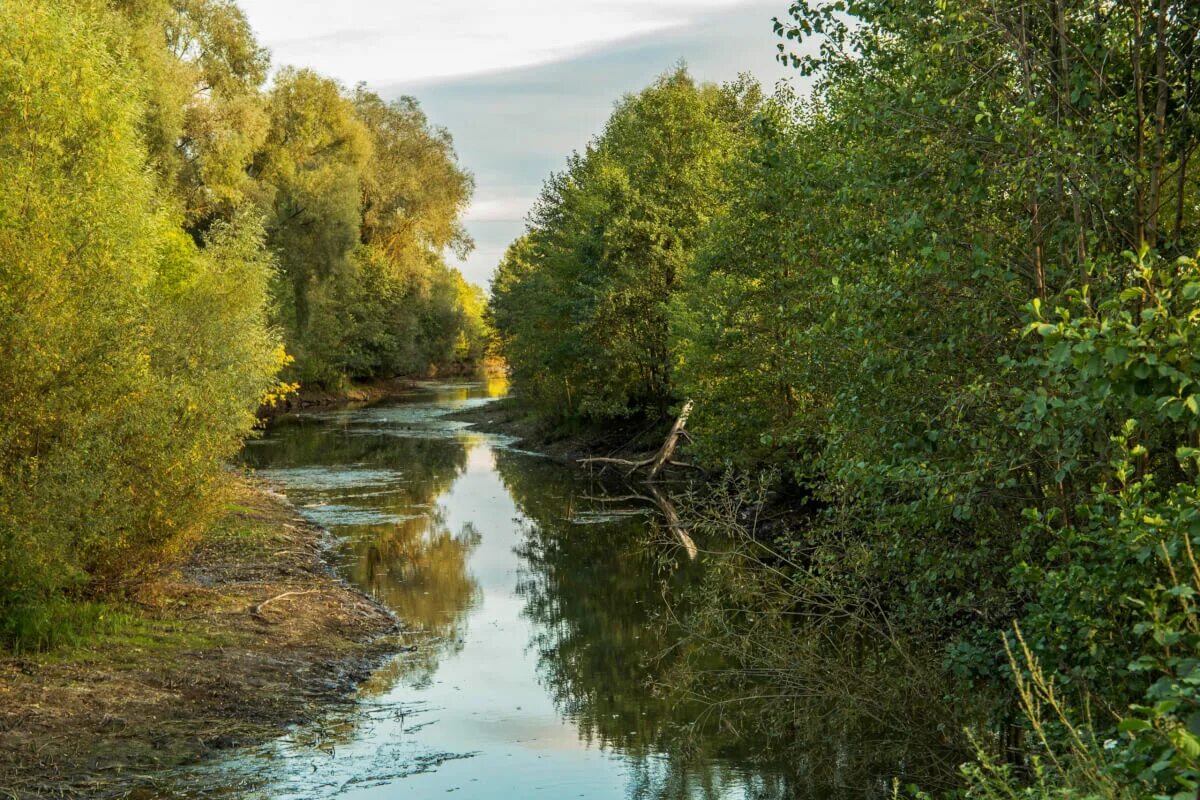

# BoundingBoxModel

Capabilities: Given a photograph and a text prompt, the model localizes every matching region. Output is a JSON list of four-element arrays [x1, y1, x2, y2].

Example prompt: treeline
[[0, 0, 482, 649], [491, 2, 1200, 794]]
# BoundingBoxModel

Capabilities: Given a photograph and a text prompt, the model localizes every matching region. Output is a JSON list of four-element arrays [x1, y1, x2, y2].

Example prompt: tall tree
[[491, 68, 761, 419]]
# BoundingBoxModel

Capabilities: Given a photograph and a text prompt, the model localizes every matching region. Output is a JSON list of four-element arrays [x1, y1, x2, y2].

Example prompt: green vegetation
[[490, 69, 762, 420], [490, 2, 1200, 796], [0, 0, 485, 649]]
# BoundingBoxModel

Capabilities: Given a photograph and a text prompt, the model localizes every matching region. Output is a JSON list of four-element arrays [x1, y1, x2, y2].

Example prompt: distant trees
[[257, 72, 482, 386], [0, 0, 485, 649]]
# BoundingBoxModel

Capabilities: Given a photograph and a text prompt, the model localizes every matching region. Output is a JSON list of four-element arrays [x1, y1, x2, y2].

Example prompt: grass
[[1, 599, 137, 657], [2, 496, 276, 658]]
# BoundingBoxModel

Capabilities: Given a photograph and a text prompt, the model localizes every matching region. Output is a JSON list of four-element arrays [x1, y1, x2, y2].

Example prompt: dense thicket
[[491, 1, 1200, 793], [0, 0, 283, 647], [0, 0, 484, 649], [490, 69, 762, 420]]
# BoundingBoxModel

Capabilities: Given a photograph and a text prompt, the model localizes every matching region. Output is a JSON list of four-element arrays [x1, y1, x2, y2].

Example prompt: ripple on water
[[297, 504, 427, 527]]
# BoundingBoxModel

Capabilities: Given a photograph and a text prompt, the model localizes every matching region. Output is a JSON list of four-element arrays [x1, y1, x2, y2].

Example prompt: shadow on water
[[157, 378, 977, 799]]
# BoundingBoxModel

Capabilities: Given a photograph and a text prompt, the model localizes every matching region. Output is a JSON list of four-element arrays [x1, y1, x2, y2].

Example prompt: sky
[[237, 0, 799, 288]]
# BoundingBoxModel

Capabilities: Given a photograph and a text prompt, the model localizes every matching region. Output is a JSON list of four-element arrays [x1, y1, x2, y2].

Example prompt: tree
[[491, 68, 761, 420], [0, 0, 281, 646], [255, 67, 371, 353], [113, 0, 271, 230]]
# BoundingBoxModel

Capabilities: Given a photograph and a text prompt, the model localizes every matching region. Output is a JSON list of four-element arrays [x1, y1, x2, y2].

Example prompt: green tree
[[255, 67, 371, 366], [113, 0, 270, 229], [491, 68, 761, 420], [0, 0, 281, 647]]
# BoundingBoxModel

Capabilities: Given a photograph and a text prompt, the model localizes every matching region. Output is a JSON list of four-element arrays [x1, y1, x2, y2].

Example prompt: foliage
[[0, 0, 282, 643], [491, 0, 1200, 793], [114, 0, 270, 229], [490, 68, 762, 420], [257, 76, 481, 385], [0, 0, 483, 648]]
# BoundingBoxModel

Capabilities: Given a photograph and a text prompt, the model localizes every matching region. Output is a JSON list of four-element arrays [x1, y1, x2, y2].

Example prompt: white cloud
[[238, 0, 764, 84], [235, 0, 806, 288], [464, 196, 539, 223]]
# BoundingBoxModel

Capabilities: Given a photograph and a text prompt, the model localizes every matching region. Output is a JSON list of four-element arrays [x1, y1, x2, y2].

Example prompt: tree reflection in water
[[496, 451, 981, 800], [243, 407, 483, 685], [497, 451, 790, 799], [236, 381, 985, 799]]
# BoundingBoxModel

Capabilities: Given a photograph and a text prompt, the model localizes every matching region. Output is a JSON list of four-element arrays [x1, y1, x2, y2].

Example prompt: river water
[[200, 377, 790, 799]]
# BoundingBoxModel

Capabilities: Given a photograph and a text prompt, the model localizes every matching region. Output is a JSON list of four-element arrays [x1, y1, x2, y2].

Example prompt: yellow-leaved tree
[[0, 0, 282, 649]]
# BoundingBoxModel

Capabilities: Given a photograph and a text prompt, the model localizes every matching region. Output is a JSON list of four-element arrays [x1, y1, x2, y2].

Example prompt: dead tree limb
[[576, 401, 699, 559], [584, 490, 697, 560], [578, 400, 695, 481], [648, 400, 693, 478]]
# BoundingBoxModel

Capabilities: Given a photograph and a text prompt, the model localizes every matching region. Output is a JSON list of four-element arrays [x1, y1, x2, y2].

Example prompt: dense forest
[[490, 1, 1200, 797], [0, 0, 485, 647]]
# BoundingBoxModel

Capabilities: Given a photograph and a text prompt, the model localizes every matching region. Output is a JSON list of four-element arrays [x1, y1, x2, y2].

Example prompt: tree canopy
[[0, 0, 487, 648], [490, 1, 1200, 793]]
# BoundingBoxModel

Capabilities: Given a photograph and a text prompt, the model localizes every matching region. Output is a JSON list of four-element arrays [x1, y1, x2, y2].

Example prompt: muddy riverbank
[[0, 479, 399, 799], [272, 376, 420, 414], [446, 396, 674, 467], [272, 364, 507, 416]]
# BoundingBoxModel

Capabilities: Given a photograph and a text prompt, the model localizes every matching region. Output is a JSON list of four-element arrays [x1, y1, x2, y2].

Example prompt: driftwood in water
[[583, 485, 698, 561], [579, 400, 695, 479], [579, 402, 699, 558]]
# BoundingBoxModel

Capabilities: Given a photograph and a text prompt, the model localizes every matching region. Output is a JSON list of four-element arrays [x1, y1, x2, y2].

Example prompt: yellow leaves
[[1, 1, 287, 616], [261, 381, 300, 408]]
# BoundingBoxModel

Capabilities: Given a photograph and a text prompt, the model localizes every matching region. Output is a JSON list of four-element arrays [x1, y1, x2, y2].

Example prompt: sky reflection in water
[[221, 378, 775, 799]]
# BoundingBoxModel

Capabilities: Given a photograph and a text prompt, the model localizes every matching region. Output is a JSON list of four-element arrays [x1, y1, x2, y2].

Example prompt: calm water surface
[[214, 378, 779, 799]]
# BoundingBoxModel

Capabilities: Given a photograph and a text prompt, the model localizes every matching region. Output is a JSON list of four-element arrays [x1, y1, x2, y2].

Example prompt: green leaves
[[0, 0, 281, 636], [491, 68, 760, 421]]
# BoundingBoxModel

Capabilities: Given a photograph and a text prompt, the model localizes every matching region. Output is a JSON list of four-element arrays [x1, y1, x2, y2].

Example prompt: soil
[[0, 479, 400, 799], [446, 396, 675, 468], [271, 376, 419, 414]]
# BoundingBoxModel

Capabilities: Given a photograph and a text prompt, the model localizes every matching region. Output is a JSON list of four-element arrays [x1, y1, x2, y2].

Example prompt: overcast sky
[[237, 0, 799, 288]]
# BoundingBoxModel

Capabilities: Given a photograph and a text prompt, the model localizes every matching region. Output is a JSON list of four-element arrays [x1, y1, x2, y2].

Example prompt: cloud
[[376, 1, 802, 287], [238, 0, 767, 85], [236, 0, 810, 288], [464, 196, 540, 223]]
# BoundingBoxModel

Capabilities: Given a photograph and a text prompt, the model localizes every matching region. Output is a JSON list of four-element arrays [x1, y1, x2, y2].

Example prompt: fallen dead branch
[[579, 400, 694, 480], [578, 401, 700, 557], [645, 484, 698, 560]]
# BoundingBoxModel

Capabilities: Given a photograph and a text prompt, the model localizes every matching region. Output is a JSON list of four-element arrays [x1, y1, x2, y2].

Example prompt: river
[[176, 377, 967, 799], [179, 377, 783, 799]]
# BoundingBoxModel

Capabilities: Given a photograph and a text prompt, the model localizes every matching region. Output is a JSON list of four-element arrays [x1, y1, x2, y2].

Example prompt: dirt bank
[[0, 479, 399, 799], [271, 364, 503, 415], [273, 376, 419, 414], [448, 397, 674, 467]]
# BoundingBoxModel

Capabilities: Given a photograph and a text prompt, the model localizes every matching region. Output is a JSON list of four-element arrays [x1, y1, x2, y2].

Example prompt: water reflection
[[243, 389, 490, 682], [174, 378, 970, 799], [494, 454, 974, 800]]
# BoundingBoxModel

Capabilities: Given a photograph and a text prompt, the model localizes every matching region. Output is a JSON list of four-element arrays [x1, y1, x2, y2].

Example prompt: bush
[[0, 0, 282, 644]]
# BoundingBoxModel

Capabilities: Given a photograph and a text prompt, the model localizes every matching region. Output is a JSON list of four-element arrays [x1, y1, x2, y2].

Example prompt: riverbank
[[274, 375, 420, 413], [448, 396, 674, 467], [0, 479, 399, 799], [269, 364, 506, 416]]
